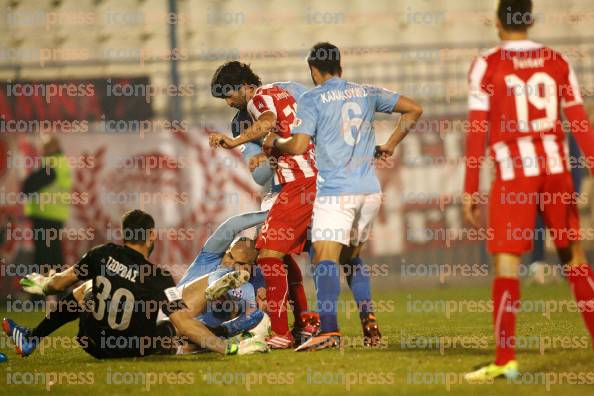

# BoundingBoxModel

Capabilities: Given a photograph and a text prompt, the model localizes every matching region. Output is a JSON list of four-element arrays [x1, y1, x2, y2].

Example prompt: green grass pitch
[[1, 282, 592, 395]]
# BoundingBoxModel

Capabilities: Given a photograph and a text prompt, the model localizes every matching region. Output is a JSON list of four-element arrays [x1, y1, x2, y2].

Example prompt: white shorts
[[311, 193, 382, 246]]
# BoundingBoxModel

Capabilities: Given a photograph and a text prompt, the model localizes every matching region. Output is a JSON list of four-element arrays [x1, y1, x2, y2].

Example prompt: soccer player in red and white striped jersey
[[463, 0, 594, 381], [209, 62, 317, 349]]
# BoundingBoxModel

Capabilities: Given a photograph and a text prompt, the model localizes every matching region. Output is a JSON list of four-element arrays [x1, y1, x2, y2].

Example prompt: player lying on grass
[[462, 0, 594, 382], [3, 210, 267, 358], [263, 42, 422, 351], [209, 64, 318, 349], [171, 207, 319, 350]]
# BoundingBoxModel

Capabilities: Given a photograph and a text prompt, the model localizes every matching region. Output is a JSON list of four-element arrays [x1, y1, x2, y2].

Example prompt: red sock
[[567, 264, 594, 341], [284, 255, 308, 324], [492, 277, 520, 365], [258, 257, 290, 336]]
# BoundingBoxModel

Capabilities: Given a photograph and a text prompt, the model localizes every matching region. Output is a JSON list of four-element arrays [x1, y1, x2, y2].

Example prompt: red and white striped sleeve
[[464, 55, 491, 194], [247, 93, 277, 120]]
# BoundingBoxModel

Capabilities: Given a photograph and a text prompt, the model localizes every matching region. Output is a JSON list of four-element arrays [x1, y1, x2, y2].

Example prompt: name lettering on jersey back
[[106, 256, 139, 283], [273, 91, 290, 101], [513, 57, 545, 69], [320, 87, 367, 103]]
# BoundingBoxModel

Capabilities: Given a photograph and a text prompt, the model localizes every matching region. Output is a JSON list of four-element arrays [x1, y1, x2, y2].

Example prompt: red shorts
[[488, 172, 580, 255], [256, 177, 316, 254]]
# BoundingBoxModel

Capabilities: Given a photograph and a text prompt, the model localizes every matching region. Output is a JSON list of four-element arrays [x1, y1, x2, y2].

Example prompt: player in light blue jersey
[[175, 211, 265, 337], [265, 42, 423, 351]]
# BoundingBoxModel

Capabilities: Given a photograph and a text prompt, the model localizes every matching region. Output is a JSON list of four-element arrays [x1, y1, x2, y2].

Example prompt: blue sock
[[314, 260, 340, 333], [348, 257, 373, 319]]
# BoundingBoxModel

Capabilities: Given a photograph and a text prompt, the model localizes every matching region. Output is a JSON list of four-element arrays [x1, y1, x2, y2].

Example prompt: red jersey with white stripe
[[247, 84, 317, 184], [465, 40, 593, 192]]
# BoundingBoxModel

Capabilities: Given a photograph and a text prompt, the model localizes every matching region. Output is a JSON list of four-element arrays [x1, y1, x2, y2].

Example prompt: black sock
[[31, 291, 81, 340]]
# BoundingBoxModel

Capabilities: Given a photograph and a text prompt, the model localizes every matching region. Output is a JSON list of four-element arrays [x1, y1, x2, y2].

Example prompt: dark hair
[[307, 42, 342, 75], [211, 61, 262, 98], [121, 209, 155, 243], [497, 0, 533, 31]]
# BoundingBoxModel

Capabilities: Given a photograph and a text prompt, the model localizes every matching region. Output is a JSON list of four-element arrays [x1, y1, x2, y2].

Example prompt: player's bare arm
[[210, 112, 277, 150], [262, 132, 311, 155], [231, 111, 277, 148], [376, 95, 423, 158]]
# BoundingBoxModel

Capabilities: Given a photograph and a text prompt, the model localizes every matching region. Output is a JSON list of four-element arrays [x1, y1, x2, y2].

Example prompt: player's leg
[[557, 241, 594, 341], [294, 240, 343, 351], [257, 248, 292, 347], [296, 195, 357, 351], [465, 178, 538, 381], [256, 179, 315, 348], [344, 192, 382, 345], [2, 280, 91, 357], [284, 255, 314, 338], [542, 173, 594, 341]]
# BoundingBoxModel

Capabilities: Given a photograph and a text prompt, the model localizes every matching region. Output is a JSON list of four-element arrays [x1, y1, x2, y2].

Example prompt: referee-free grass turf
[[1, 282, 592, 396]]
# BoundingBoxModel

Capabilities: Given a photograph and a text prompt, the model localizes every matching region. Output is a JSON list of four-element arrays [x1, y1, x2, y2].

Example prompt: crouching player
[[3, 210, 266, 358], [172, 209, 319, 349]]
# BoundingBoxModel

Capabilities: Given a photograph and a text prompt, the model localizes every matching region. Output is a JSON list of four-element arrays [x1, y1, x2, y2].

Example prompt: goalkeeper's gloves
[[225, 336, 269, 355], [19, 271, 54, 295]]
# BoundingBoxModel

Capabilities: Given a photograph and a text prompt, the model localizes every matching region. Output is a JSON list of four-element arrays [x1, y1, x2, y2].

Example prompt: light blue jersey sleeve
[[273, 81, 309, 101], [369, 86, 400, 113], [177, 250, 221, 286], [178, 211, 268, 286], [202, 211, 268, 254], [239, 142, 273, 186], [291, 92, 318, 138]]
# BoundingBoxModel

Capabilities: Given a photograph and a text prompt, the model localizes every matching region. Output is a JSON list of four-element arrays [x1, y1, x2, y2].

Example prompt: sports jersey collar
[[501, 40, 543, 50], [123, 244, 148, 262], [321, 76, 342, 86]]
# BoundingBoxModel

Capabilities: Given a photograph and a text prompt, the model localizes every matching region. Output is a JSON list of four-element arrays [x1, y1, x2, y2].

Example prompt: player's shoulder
[[151, 265, 175, 284], [84, 242, 116, 259], [540, 45, 572, 68], [470, 46, 502, 68], [273, 81, 309, 99], [254, 83, 283, 96], [467, 46, 503, 81], [299, 84, 325, 103]]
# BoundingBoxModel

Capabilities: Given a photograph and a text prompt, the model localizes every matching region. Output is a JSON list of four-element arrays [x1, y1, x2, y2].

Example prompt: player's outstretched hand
[[19, 271, 54, 295], [462, 193, 480, 227], [209, 133, 238, 149], [262, 132, 280, 150], [248, 153, 268, 172]]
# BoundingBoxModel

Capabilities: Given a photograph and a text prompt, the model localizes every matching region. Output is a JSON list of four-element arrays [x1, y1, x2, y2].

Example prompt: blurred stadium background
[[1, 0, 594, 298]]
